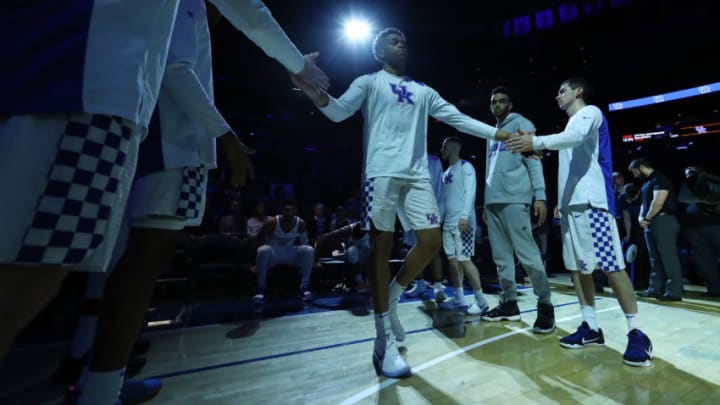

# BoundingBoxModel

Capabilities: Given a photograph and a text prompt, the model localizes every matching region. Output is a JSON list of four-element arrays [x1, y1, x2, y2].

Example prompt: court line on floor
[[146, 299, 598, 380], [338, 305, 621, 405]]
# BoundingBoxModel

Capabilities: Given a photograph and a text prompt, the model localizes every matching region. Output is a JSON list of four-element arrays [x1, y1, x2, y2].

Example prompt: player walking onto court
[[481, 86, 555, 334], [506, 77, 653, 367], [291, 27, 513, 377], [437, 137, 489, 315]]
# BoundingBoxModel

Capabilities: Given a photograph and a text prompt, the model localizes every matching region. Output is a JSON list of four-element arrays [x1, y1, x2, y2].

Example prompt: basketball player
[[505, 77, 653, 367], [253, 199, 314, 304], [480, 86, 555, 334], [291, 27, 513, 378], [437, 137, 489, 315]]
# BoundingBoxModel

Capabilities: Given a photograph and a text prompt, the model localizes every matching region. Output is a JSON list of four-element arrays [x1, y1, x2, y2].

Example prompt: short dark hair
[[612, 171, 624, 179], [491, 86, 513, 103], [372, 27, 405, 63], [562, 77, 593, 103], [444, 136, 462, 147], [628, 158, 653, 171]]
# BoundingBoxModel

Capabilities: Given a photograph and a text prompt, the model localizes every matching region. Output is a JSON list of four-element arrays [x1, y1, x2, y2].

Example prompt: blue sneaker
[[120, 378, 162, 404], [559, 322, 605, 349], [300, 285, 314, 301], [404, 281, 429, 299], [623, 329, 653, 367]]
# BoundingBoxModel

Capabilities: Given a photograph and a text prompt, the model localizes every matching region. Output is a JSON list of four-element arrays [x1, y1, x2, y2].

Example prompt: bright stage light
[[343, 18, 372, 41]]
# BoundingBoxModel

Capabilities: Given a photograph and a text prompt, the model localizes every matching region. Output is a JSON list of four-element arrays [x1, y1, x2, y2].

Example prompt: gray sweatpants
[[644, 215, 683, 296], [486, 203, 551, 304]]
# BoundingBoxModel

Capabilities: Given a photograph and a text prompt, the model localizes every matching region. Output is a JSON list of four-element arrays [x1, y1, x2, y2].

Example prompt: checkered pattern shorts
[[0, 113, 140, 270], [124, 166, 208, 230], [362, 176, 440, 232], [442, 225, 476, 261], [560, 205, 624, 273]]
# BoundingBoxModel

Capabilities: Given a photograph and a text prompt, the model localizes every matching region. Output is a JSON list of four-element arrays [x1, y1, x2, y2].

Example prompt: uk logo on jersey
[[390, 84, 414, 104], [443, 171, 453, 184], [426, 213, 439, 224]]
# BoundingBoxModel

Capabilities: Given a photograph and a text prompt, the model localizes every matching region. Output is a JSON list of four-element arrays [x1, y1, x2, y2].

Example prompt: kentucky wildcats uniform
[[533, 105, 623, 273], [319, 69, 497, 231], [442, 160, 477, 261], [0, 0, 307, 270]]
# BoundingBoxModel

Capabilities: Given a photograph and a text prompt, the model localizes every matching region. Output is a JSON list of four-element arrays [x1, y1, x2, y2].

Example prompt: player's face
[[630, 168, 644, 180], [555, 84, 577, 111], [490, 93, 512, 118], [281, 204, 297, 218], [440, 140, 450, 159], [381, 33, 407, 67]]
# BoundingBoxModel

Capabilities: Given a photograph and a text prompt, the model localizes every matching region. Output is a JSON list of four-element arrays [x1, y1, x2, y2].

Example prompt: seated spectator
[[316, 220, 369, 292], [307, 202, 330, 244], [330, 205, 352, 231], [246, 200, 268, 238], [218, 196, 246, 237], [253, 199, 314, 304]]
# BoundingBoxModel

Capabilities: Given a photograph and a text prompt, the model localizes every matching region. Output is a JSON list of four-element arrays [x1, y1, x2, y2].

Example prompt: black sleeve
[[652, 173, 673, 192]]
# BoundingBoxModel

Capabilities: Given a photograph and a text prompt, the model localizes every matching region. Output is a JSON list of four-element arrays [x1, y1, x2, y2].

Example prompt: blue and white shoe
[[120, 378, 162, 404], [559, 322, 605, 349], [623, 329, 653, 367], [373, 333, 411, 378], [465, 301, 489, 315], [404, 280, 429, 299]]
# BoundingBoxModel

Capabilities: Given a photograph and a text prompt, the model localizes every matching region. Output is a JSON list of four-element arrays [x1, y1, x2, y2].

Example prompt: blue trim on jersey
[[598, 114, 616, 216], [0, 1, 92, 116]]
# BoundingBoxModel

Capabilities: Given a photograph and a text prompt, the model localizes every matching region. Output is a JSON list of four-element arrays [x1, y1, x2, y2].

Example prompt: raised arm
[[209, 0, 328, 90], [292, 74, 369, 123], [428, 89, 511, 141]]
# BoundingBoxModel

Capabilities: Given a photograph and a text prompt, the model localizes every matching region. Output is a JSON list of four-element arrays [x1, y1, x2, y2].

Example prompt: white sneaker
[[373, 334, 411, 378], [389, 303, 405, 342], [466, 301, 489, 315]]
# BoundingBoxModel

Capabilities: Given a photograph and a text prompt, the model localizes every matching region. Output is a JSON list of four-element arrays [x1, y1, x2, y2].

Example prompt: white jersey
[[2, 0, 305, 131], [269, 216, 301, 248], [442, 159, 477, 228], [533, 105, 615, 213], [319, 69, 497, 180]]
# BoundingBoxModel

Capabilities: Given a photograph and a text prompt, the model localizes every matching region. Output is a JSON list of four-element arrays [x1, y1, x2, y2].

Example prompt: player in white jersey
[[437, 137, 489, 315], [253, 199, 314, 304], [506, 78, 653, 367], [291, 27, 513, 378]]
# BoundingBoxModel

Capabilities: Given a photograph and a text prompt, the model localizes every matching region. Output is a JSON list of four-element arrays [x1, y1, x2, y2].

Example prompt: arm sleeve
[[428, 88, 497, 140], [161, 64, 232, 138], [461, 164, 477, 219], [318, 76, 368, 122], [208, 0, 305, 74], [533, 108, 601, 150]]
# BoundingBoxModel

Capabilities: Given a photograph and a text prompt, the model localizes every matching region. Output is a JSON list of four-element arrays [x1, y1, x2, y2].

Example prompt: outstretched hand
[[505, 130, 535, 153], [294, 52, 329, 92]]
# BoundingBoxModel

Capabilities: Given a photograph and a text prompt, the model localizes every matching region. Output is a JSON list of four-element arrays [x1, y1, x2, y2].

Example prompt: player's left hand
[[219, 132, 255, 187], [533, 200, 547, 227]]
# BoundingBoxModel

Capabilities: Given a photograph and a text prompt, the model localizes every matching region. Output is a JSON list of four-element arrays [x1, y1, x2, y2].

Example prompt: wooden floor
[[137, 276, 720, 404], [4, 275, 720, 404]]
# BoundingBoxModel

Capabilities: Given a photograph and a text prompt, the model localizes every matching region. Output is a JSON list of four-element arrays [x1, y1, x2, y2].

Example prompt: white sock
[[389, 279, 406, 307], [433, 281, 443, 291], [454, 287, 467, 305], [414, 279, 426, 290], [69, 316, 98, 359], [77, 368, 125, 405], [581, 305, 599, 331], [626, 313, 640, 331], [473, 290, 487, 308], [374, 311, 392, 339]]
